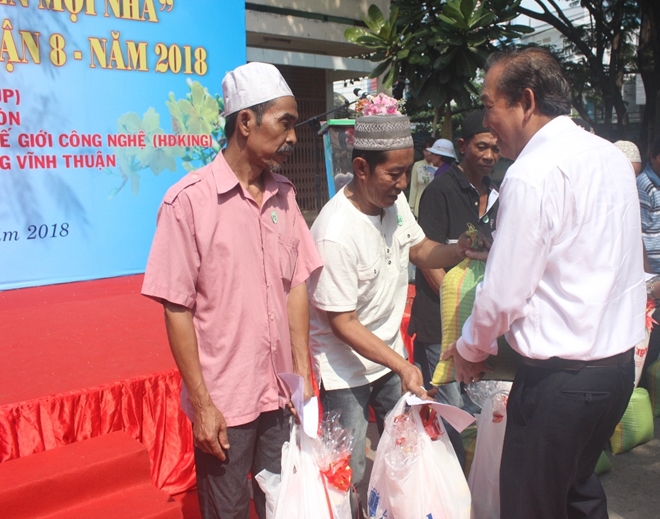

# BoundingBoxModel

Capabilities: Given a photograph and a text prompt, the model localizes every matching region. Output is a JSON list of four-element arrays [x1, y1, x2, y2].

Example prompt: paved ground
[[601, 416, 660, 519], [359, 416, 660, 518]]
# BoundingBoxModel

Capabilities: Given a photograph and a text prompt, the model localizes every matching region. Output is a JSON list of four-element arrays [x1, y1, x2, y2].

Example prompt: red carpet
[[0, 431, 182, 519], [0, 275, 174, 405], [0, 275, 195, 495]]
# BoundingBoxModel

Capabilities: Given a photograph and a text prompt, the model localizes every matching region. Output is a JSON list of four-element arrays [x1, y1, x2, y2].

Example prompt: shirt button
[[269, 314, 274, 321], [387, 248, 390, 253], [474, 202, 478, 206], [388, 260, 392, 265]]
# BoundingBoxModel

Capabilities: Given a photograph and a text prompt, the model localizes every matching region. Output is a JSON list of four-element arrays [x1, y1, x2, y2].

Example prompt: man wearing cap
[[409, 109, 500, 411], [408, 137, 436, 217], [443, 47, 644, 519], [637, 138, 660, 388], [614, 140, 642, 175], [427, 138, 457, 177], [142, 62, 322, 519], [308, 110, 478, 512]]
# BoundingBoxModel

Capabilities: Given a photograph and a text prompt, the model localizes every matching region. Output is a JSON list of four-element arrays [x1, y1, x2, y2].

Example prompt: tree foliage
[[637, 0, 660, 153], [345, 1, 532, 116], [519, 0, 640, 141]]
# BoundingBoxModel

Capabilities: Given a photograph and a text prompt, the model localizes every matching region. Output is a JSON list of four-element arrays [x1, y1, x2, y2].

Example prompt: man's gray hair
[[485, 47, 571, 117]]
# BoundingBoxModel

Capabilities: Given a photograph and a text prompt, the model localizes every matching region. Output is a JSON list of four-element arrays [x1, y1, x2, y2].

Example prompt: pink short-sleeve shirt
[[142, 151, 322, 427]]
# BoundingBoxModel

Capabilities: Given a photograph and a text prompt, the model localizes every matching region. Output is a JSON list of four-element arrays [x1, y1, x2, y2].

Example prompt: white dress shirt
[[457, 116, 646, 362]]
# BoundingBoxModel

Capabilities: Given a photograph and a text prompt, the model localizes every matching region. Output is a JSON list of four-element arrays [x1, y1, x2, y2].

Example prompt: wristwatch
[[647, 275, 660, 299]]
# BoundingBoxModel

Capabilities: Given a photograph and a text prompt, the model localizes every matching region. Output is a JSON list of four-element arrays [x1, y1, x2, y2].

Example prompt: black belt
[[520, 348, 634, 371]]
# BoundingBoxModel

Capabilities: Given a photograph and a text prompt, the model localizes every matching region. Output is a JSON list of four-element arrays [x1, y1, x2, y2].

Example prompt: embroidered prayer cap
[[222, 62, 293, 116], [353, 114, 414, 151], [613, 140, 642, 164], [427, 138, 457, 160], [461, 109, 489, 140]]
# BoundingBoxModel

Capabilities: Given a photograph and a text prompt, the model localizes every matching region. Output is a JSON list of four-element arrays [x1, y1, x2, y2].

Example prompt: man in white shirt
[[308, 112, 475, 514], [444, 47, 645, 519]]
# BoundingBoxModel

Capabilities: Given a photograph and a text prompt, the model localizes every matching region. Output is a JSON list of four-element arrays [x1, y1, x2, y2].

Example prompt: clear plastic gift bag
[[367, 393, 472, 519]]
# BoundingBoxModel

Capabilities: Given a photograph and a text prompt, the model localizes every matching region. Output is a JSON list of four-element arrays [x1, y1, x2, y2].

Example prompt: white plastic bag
[[468, 389, 510, 519], [634, 329, 650, 387], [367, 393, 472, 519], [258, 422, 352, 519], [271, 424, 333, 519], [254, 469, 281, 519]]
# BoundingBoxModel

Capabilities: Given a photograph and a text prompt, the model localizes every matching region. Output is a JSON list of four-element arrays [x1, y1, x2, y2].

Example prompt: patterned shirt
[[637, 163, 660, 274]]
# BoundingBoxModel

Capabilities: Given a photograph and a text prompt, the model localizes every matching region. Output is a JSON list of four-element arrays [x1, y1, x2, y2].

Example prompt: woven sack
[[610, 387, 654, 455], [432, 258, 486, 385], [460, 425, 477, 478]]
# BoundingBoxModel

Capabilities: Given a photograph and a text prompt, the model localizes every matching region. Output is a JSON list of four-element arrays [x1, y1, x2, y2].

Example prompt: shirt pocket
[[357, 256, 380, 302], [395, 230, 414, 269], [278, 234, 300, 285]]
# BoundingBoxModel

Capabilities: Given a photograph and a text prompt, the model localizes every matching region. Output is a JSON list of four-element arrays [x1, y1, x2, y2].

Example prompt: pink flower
[[356, 93, 402, 116]]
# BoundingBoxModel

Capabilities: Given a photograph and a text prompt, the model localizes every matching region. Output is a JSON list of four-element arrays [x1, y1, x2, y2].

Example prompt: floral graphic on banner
[[108, 80, 225, 198]]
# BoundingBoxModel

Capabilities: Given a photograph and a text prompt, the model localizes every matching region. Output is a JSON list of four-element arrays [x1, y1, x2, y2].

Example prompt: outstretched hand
[[459, 230, 493, 261], [399, 362, 430, 400], [441, 341, 492, 384]]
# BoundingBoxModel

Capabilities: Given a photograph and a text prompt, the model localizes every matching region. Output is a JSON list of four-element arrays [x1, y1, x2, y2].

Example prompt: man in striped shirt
[[637, 138, 660, 273]]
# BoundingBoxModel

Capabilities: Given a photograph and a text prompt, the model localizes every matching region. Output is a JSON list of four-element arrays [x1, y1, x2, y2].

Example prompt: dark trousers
[[500, 357, 634, 519], [413, 337, 466, 467], [194, 408, 289, 519]]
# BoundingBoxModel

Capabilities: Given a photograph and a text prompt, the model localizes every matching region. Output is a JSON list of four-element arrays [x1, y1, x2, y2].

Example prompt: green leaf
[[356, 34, 386, 47], [468, 12, 495, 29], [397, 48, 410, 59], [438, 13, 468, 30], [508, 24, 536, 35], [461, 0, 478, 21], [344, 27, 370, 43], [370, 59, 391, 79], [443, 1, 464, 21], [383, 64, 397, 88], [365, 4, 385, 32]]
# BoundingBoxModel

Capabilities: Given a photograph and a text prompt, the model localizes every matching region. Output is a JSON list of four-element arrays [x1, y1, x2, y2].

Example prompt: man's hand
[[466, 248, 489, 261], [302, 375, 315, 402], [193, 403, 230, 461], [398, 362, 429, 400], [441, 342, 492, 384], [457, 231, 473, 251]]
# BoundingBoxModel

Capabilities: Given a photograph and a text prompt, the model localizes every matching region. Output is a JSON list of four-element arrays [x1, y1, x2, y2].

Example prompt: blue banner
[[0, 0, 245, 290]]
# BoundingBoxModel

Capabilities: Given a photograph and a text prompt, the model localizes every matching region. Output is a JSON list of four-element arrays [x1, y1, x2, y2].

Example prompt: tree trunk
[[440, 101, 454, 141], [432, 106, 440, 138], [638, 0, 660, 156], [440, 103, 453, 140]]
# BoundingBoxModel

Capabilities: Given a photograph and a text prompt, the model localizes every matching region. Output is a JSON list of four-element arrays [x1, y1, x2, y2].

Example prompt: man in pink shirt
[[142, 62, 322, 519]]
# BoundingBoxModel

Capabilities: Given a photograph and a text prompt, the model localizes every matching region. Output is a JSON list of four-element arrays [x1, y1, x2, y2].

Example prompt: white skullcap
[[222, 62, 293, 116], [613, 140, 642, 163]]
